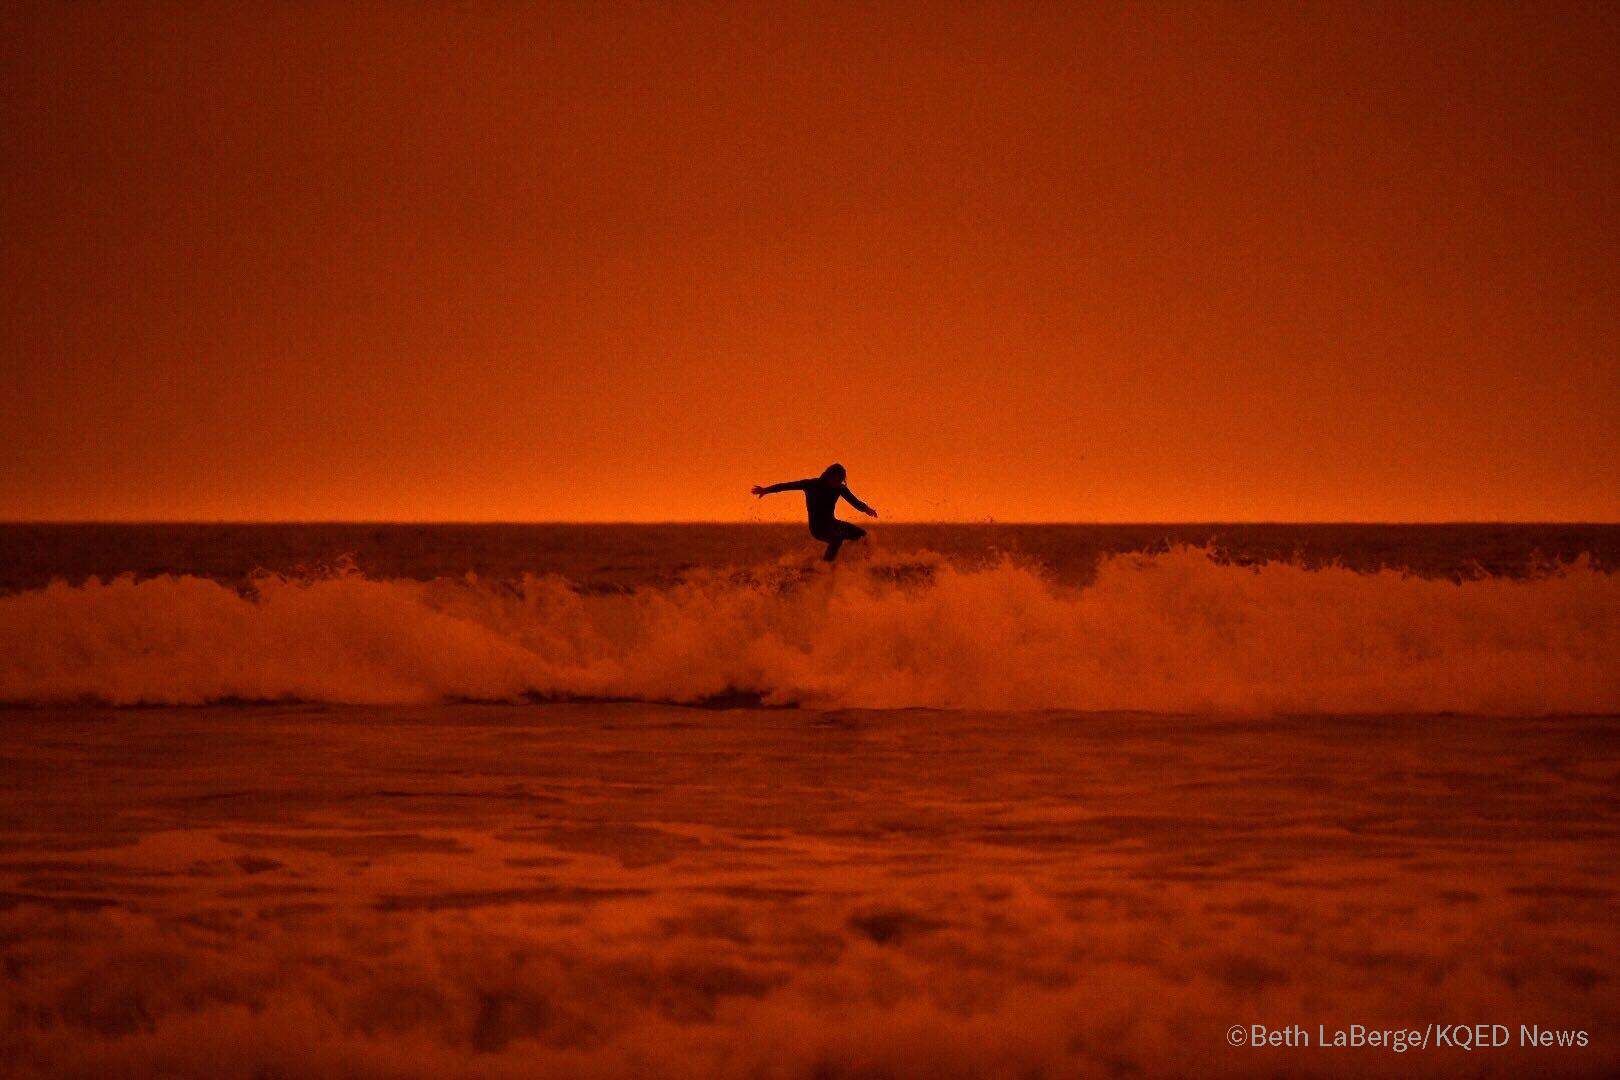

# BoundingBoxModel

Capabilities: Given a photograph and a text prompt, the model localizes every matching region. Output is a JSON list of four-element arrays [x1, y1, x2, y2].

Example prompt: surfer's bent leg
[[818, 521, 865, 562]]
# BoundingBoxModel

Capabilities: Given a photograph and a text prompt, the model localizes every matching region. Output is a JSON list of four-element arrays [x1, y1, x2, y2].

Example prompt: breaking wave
[[1, 548, 1616, 713]]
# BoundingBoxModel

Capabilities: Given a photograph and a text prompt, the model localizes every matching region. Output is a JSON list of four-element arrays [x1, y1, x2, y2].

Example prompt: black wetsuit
[[758, 477, 872, 560]]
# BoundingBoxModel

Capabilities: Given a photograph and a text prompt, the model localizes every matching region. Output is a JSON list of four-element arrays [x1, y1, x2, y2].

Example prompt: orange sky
[[2, 2, 1616, 522]]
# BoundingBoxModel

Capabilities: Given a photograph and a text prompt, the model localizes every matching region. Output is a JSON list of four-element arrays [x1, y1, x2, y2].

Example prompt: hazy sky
[[3, 1, 1616, 521]]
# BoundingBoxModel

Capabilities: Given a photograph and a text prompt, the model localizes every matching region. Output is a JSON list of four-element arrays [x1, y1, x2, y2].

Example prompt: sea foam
[[2, 548, 1615, 713]]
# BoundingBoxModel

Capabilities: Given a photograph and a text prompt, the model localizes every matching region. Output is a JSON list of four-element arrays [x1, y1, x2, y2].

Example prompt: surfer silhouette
[[752, 463, 878, 561]]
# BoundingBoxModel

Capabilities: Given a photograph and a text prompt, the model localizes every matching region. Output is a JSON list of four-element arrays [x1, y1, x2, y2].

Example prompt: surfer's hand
[[865, 507, 878, 518], [751, 486, 766, 497]]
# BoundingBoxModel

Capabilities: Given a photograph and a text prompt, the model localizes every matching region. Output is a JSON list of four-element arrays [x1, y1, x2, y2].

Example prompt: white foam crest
[[1, 549, 1615, 713]]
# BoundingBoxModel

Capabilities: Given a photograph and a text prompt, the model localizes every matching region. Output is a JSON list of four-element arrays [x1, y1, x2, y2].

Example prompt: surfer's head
[[820, 463, 846, 484]]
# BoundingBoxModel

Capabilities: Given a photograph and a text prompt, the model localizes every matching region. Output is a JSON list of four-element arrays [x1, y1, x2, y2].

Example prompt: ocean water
[[1, 524, 1616, 1077], [1, 523, 1616, 713], [5, 522, 1617, 592]]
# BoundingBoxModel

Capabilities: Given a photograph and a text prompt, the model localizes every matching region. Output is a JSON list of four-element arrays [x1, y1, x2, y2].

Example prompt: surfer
[[752, 463, 878, 561]]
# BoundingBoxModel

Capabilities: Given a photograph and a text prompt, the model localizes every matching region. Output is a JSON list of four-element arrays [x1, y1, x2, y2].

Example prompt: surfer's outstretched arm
[[752, 480, 811, 497], [840, 486, 878, 517]]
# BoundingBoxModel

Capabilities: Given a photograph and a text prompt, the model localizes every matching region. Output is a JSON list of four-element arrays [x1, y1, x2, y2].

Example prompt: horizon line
[[3, 519, 1618, 528]]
